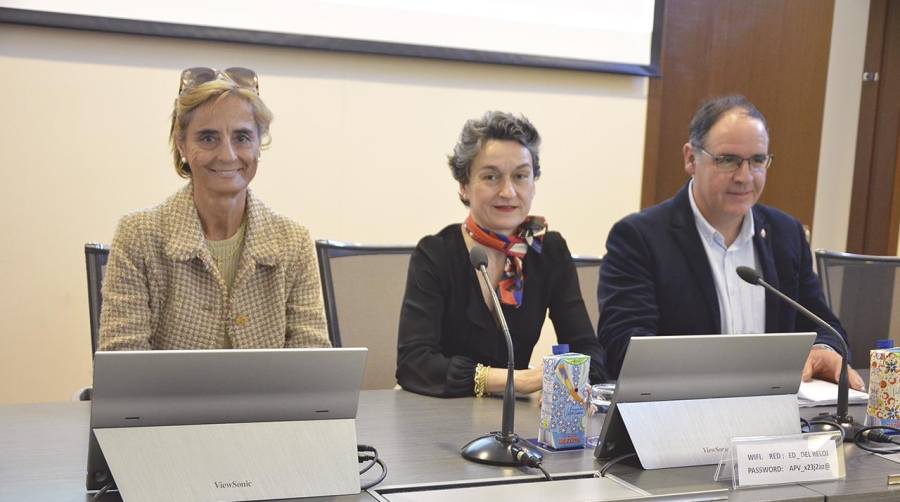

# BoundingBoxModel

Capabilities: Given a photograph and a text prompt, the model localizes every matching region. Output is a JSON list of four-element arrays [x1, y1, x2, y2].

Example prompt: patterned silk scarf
[[464, 215, 547, 307]]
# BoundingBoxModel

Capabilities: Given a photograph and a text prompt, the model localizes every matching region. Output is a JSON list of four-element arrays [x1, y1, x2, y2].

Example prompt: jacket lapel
[[162, 183, 207, 263], [456, 229, 497, 331], [670, 184, 721, 332], [161, 183, 225, 291], [752, 206, 779, 332], [232, 188, 279, 292]]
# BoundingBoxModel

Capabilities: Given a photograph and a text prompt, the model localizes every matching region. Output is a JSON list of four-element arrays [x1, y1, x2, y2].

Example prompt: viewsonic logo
[[214, 480, 254, 489]]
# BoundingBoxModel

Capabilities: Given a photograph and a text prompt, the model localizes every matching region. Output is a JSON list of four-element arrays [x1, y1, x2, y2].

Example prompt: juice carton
[[867, 346, 900, 427], [538, 344, 590, 449]]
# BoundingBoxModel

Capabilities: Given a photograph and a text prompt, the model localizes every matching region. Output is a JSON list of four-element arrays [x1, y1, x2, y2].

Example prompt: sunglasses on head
[[178, 67, 259, 95]]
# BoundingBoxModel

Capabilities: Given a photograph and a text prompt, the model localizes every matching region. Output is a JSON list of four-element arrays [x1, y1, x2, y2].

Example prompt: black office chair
[[572, 255, 603, 330], [815, 249, 900, 369], [85, 243, 110, 355], [316, 240, 415, 390], [80, 243, 109, 401]]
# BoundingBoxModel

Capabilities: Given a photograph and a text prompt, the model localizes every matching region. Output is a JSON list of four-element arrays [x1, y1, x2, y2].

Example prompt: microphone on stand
[[461, 245, 544, 466], [735, 266, 857, 436]]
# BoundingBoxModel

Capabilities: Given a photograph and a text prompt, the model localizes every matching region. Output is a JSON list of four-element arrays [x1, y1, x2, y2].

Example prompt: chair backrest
[[815, 249, 900, 369], [572, 255, 603, 330], [85, 243, 110, 355], [316, 240, 415, 390]]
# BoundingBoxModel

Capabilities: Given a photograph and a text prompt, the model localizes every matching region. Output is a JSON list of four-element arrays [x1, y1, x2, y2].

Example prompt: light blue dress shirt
[[687, 180, 766, 334]]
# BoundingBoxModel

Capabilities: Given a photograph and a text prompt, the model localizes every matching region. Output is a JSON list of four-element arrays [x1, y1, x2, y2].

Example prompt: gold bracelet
[[474, 363, 488, 397]]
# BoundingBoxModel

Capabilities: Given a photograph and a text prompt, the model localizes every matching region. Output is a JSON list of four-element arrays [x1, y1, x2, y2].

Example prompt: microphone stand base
[[461, 432, 543, 466], [808, 413, 860, 439]]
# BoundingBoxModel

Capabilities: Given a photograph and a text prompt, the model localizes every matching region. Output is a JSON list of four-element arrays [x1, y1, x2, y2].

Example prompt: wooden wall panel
[[643, 0, 835, 229]]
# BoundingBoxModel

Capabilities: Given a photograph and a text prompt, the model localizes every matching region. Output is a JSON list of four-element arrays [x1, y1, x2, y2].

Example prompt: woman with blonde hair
[[100, 67, 329, 350]]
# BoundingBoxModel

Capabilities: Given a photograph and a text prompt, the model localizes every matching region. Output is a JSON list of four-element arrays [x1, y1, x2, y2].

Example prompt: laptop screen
[[87, 347, 367, 490], [594, 333, 815, 461]]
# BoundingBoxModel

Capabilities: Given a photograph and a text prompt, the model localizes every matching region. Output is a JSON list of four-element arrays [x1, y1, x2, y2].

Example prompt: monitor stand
[[93, 419, 360, 502]]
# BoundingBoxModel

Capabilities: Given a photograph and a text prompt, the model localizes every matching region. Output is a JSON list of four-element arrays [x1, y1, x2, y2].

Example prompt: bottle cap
[[876, 339, 895, 349], [552, 344, 570, 355]]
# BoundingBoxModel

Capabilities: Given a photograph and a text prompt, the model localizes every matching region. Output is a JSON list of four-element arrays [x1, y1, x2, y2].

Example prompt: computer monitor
[[86, 347, 367, 491], [594, 333, 816, 463]]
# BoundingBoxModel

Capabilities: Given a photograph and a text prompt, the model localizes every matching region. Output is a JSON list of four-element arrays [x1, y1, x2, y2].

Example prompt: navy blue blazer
[[598, 184, 848, 379]]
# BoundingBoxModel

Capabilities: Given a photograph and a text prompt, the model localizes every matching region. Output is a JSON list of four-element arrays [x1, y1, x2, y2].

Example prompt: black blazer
[[397, 224, 607, 397], [598, 184, 848, 379]]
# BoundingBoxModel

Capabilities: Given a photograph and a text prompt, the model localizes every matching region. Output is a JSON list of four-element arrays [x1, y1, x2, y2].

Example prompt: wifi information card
[[730, 432, 844, 488]]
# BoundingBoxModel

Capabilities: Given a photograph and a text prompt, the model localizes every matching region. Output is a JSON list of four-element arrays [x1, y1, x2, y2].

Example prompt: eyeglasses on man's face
[[695, 145, 773, 173]]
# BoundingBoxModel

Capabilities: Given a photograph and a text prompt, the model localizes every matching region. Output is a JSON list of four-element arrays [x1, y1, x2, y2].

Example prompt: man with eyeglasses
[[597, 95, 864, 390]]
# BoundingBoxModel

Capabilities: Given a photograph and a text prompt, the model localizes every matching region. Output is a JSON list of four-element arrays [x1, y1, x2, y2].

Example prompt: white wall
[[0, 23, 647, 403], [811, 0, 870, 253], [0, 0, 872, 403]]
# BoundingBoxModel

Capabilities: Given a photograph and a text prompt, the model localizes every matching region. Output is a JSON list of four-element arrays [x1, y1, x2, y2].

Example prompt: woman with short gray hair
[[396, 111, 607, 397]]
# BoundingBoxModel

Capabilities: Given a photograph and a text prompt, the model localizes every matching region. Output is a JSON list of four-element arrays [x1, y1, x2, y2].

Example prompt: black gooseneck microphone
[[460, 245, 544, 467], [735, 266, 856, 435]]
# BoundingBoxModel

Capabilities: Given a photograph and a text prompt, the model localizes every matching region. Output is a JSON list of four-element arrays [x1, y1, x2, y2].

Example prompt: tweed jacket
[[99, 183, 330, 350]]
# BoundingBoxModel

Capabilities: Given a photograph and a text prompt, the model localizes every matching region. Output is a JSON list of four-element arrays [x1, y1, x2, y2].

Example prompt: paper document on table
[[878, 452, 900, 465], [797, 378, 868, 407]]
